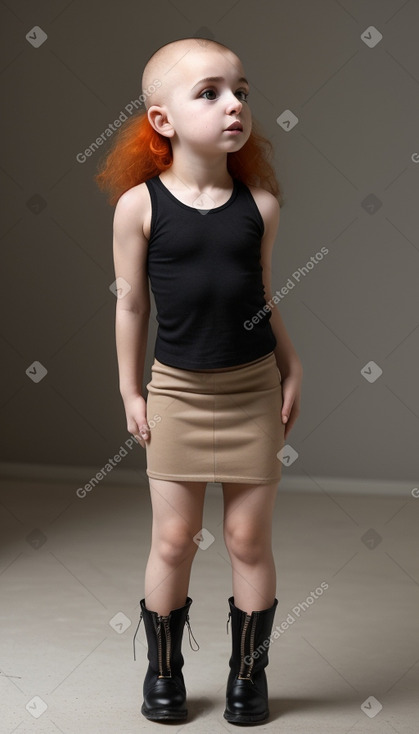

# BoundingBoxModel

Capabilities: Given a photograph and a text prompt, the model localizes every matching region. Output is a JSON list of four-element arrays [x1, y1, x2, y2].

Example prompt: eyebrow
[[191, 76, 249, 90]]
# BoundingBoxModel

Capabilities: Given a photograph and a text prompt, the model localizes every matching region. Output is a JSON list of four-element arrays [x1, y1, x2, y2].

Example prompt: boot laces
[[186, 614, 200, 651], [132, 610, 143, 662], [132, 607, 200, 660]]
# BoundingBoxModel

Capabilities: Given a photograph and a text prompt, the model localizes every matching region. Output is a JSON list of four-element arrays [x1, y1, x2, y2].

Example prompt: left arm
[[250, 187, 303, 437]]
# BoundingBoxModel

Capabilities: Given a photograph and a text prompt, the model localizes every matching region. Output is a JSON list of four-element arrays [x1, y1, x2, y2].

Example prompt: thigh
[[222, 481, 279, 538], [149, 478, 207, 537]]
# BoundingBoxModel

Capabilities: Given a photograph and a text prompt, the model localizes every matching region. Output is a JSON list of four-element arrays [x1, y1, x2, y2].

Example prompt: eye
[[236, 90, 249, 102], [200, 89, 217, 100]]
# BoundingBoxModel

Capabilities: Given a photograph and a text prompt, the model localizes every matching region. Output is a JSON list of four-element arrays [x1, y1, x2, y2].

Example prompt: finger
[[133, 432, 146, 449], [282, 390, 298, 426], [138, 423, 150, 440], [134, 423, 150, 448], [284, 407, 298, 439]]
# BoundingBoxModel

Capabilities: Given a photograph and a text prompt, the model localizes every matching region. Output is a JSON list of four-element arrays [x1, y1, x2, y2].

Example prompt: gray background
[[1, 0, 418, 485]]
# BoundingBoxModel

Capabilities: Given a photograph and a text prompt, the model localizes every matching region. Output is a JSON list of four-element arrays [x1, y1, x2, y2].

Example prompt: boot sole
[[141, 702, 187, 721], [223, 709, 269, 725]]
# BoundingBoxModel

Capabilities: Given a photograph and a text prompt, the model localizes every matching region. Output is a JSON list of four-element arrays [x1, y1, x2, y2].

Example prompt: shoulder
[[113, 181, 152, 239], [247, 185, 280, 231]]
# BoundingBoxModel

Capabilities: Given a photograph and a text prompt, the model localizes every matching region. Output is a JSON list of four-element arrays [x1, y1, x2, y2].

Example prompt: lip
[[225, 122, 243, 131]]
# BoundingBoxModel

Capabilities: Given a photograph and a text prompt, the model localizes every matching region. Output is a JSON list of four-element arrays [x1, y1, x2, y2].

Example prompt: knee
[[224, 524, 269, 565], [154, 525, 198, 566]]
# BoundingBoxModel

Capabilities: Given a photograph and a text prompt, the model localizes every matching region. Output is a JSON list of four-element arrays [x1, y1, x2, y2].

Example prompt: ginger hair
[[95, 37, 282, 206], [94, 111, 282, 206]]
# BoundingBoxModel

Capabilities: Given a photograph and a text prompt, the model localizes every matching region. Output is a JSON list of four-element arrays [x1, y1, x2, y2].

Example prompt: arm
[[250, 187, 303, 438], [112, 184, 152, 446]]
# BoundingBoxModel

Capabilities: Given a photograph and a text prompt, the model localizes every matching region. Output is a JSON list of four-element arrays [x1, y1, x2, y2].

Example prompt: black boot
[[224, 596, 278, 725], [133, 596, 199, 721]]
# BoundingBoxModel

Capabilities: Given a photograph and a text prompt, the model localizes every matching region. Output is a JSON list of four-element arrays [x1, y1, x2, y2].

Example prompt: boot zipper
[[238, 614, 251, 678], [163, 616, 172, 677], [154, 614, 172, 678], [153, 614, 164, 677], [247, 612, 258, 678], [238, 612, 258, 680], [133, 605, 200, 662]]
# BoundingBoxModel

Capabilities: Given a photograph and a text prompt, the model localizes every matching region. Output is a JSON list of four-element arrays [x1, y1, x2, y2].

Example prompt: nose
[[225, 91, 243, 115]]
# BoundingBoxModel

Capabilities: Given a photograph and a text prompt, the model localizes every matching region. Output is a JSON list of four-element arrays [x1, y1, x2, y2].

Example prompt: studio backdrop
[[1, 0, 418, 489]]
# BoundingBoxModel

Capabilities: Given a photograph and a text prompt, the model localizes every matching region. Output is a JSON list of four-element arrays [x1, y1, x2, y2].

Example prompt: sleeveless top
[[145, 175, 277, 369]]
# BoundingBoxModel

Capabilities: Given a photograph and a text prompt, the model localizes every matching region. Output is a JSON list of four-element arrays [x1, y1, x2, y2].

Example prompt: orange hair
[[94, 111, 282, 206]]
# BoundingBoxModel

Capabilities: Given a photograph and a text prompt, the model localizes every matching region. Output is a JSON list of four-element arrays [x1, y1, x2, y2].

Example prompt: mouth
[[225, 122, 243, 131]]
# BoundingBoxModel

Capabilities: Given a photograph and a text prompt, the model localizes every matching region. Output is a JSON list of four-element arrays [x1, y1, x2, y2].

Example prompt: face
[[148, 47, 252, 155]]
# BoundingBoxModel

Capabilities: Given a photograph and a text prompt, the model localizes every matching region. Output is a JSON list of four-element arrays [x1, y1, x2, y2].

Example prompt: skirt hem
[[146, 470, 282, 485]]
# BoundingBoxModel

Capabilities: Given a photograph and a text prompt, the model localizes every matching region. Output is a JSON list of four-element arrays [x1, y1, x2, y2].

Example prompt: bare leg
[[144, 478, 207, 615], [222, 481, 279, 614]]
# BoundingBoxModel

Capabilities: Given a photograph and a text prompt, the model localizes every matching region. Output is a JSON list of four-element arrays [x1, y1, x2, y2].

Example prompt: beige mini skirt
[[145, 351, 285, 485]]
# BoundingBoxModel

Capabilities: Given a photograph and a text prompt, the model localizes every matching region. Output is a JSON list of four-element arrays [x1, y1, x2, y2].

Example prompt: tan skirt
[[144, 351, 285, 484]]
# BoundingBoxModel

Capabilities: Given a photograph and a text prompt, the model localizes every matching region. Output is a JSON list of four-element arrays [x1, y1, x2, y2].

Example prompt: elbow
[[116, 302, 150, 317]]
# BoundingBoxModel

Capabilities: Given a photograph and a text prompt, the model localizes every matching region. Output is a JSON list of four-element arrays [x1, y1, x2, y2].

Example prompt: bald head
[[141, 37, 241, 109]]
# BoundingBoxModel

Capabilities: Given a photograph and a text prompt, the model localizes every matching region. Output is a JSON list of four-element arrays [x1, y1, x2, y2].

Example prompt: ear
[[147, 106, 175, 138]]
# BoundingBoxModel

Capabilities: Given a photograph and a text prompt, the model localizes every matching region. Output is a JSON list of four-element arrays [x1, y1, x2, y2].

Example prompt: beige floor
[[0, 477, 418, 733]]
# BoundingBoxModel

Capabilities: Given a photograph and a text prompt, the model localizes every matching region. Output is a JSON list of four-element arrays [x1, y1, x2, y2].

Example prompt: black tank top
[[145, 175, 277, 369]]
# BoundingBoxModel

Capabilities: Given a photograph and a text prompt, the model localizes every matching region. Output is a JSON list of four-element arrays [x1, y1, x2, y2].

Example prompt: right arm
[[112, 184, 151, 448]]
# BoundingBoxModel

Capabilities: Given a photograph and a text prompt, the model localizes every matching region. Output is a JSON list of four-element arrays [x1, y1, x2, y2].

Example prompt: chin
[[224, 137, 249, 152]]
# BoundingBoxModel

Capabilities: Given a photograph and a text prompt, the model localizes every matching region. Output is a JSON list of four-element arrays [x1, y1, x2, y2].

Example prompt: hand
[[123, 394, 150, 449], [279, 362, 302, 440]]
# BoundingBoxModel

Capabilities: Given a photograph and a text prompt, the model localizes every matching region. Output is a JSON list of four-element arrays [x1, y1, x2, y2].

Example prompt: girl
[[95, 37, 302, 725]]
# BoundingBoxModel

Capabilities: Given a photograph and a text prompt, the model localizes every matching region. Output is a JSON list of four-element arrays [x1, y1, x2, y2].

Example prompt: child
[[95, 36, 302, 725]]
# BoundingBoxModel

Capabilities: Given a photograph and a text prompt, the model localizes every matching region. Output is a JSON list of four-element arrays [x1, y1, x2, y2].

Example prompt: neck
[[166, 145, 233, 191]]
